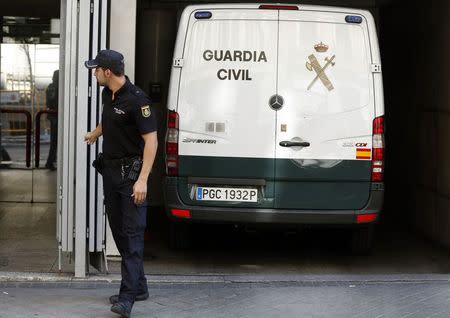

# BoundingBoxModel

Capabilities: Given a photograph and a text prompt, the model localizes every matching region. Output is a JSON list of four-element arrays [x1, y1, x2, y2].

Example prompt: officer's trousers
[[103, 165, 148, 304]]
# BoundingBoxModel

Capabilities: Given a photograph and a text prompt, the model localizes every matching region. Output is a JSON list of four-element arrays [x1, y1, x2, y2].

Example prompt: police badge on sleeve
[[141, 105, 151, 118]]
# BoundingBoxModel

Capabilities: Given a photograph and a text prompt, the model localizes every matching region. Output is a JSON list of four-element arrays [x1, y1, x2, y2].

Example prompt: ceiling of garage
[[0, 0, 406, 19], [0, 0, 60, 18], [139, 0, 403, 10], [0, 0, 404, 19]]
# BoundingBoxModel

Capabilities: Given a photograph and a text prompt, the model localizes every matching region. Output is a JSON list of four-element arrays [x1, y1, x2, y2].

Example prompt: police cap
[[84, 49, 124, 74]]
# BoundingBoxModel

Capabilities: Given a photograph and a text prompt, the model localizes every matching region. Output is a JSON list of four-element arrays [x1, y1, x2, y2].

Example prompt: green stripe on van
[[274, 181, 371, 210], [179, 156, 370, 181], [177, 156, 371, 210], [179, 156, 274, 178], [275, 158, 371, 181], [178, 156, 275, 208]]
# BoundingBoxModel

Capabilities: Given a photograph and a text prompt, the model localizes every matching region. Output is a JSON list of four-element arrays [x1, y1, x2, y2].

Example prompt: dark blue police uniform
[[101, 78, 156, 305]]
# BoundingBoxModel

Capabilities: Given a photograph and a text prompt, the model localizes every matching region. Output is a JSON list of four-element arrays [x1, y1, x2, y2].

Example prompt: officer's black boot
[[109, 291, 149, 304], [111, 300, 133, 318]]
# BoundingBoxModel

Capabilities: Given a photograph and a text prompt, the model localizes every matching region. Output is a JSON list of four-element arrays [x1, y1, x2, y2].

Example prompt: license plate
[[196, 187, 258, 202]]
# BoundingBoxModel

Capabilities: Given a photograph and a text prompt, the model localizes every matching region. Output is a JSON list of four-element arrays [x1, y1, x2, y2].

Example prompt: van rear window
[[277, 21, 372, 115]]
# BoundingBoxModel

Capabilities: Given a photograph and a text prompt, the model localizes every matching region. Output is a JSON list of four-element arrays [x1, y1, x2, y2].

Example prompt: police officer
[[84, 49, 158, 317]]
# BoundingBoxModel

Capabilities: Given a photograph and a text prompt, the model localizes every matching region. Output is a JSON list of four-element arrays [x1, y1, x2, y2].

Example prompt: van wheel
[[169, 222, 193, 250], [351, 225, 375, 255]]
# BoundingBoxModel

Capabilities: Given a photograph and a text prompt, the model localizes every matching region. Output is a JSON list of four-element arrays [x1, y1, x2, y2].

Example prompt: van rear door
[[176, 9, 278, 208], [275, 10, 374, 210]]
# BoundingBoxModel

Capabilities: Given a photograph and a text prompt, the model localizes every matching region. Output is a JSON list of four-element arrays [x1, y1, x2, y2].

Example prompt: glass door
[[1, 42, 59, 203]]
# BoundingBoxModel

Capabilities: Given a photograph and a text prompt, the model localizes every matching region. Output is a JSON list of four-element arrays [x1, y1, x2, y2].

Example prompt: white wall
[[109, 0, 136, 81], [105, 0, 137, 257]]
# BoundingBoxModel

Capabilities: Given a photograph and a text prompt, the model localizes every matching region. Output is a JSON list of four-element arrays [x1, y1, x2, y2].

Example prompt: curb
[[1, 272, 449, 286]]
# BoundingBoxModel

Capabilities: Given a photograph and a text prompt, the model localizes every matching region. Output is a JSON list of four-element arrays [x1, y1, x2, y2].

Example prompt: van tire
[[169, 222, 192, 250], [351, 225, 375, 255]]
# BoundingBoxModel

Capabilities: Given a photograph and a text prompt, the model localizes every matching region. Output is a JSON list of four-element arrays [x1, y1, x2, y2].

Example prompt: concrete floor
[[0, 202, 63, 272], [0, 169, 57, 202], [0, 160, 449, 276], [112, 212, 450, 276], [0, 142, 57, 203], [0, 200, 449, 276]]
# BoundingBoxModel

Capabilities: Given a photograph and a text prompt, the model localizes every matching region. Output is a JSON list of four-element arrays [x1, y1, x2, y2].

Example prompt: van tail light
[[371, 116, 384, 182], [171, 209, 191, 219], [166, 110, 179, 176], [356, 213, 377, 224]]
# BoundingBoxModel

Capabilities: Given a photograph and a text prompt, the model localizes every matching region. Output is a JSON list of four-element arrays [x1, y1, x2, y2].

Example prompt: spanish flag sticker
[[356, 148, 371, 160], [141, 105, 151, 118]]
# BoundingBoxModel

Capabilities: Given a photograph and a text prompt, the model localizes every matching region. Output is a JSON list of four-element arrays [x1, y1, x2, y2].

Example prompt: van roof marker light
[[259, 5, 299, 10], [195, 11, 212, 19], [345, 15, 363, 24]]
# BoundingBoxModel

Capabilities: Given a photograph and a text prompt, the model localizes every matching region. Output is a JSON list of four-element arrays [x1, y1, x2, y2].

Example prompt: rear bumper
[[163, 178, 384, 226]]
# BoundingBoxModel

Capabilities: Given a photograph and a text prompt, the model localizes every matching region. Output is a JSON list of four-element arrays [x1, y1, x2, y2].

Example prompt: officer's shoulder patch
[[141, 105, 151, 118]]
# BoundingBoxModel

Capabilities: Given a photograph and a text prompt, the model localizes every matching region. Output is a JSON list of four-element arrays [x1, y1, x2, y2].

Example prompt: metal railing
[[0, 108, 32, 167]]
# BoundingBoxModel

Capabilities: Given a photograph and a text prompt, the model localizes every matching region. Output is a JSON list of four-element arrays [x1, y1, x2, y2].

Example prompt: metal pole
[[0, 17, 3, 163]]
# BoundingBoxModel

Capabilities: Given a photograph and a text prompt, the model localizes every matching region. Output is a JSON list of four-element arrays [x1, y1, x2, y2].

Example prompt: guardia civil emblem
[[141, 105, 151, 118], [306, 42, 336, 91]]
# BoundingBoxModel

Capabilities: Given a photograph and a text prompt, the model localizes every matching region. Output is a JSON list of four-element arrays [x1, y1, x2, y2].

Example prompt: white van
[[164, 4, 385, 254]]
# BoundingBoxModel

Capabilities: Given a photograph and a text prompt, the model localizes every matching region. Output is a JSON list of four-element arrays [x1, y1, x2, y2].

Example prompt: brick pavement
[[0, 280, 449, 318]]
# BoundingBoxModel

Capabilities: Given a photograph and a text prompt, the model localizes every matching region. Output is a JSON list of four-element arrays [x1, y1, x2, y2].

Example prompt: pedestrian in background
[[45, 70, 58, 171]]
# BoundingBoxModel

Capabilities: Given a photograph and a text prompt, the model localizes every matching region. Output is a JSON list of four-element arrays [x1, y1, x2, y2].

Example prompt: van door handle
[[279, 141, 310, 147]]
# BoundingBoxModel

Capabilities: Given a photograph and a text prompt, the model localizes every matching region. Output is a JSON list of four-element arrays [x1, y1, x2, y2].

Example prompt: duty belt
[[102, 155, 140, 167]]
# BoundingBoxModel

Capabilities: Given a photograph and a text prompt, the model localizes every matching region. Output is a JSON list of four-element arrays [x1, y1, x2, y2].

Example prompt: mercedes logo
[[269, 94, 284, 110]]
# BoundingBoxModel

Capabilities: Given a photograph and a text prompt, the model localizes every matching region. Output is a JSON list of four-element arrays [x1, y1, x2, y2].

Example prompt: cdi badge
[[141, 105, 151, 118]]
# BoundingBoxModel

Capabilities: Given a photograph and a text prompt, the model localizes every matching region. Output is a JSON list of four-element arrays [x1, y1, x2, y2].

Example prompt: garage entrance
[[127, 0, 450, 277], [1, 0, 448, 278]]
